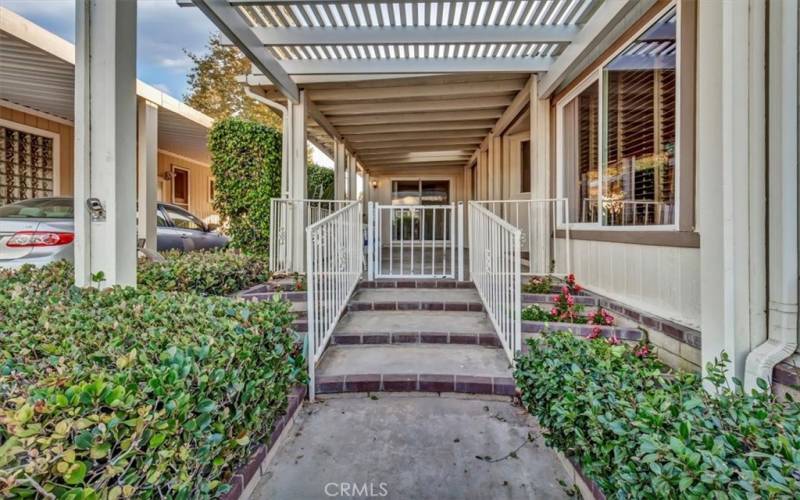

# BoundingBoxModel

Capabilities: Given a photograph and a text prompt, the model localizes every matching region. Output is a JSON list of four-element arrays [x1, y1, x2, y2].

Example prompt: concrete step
[[347, 288, 483, 312], [315, 344, 514, 396], [334, 310, 494, 335]]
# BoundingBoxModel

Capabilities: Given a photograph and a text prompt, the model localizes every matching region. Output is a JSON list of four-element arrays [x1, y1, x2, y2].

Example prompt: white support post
[[74, 0, 138, 287], [334, 140, 347, 200], [697, 0, 768, 384], [137, 99, 158, 252], [348, 155, 358, 201], [457, 201, 465, 281], [284, 90, 307, 272], [362, 170, 370, 213]]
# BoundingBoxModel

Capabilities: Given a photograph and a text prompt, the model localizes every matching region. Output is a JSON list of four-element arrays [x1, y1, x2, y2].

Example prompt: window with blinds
[[562, 81, 600, 223], [0, 126, 55, 204], [603, 7, 676, 226]]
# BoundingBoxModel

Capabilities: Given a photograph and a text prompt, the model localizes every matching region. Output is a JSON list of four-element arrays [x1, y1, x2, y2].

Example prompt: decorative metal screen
[[0, 126, 55, 204]]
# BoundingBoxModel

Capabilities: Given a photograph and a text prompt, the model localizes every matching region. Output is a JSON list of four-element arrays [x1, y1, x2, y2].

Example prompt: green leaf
[[149, 433, 167, 449], [63, 461, 87, 485]]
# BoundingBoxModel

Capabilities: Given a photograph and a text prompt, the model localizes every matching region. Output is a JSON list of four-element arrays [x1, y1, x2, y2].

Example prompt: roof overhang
[[0, 6, 214, 165]]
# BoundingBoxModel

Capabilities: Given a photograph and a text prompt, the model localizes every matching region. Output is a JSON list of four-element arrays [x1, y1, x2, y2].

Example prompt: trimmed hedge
[[307, 163, 334, 200], [208, 118, 282, 256], [0, 263, 303, 499], [515, 332, 800, 498], [138, 250, 269, 296]]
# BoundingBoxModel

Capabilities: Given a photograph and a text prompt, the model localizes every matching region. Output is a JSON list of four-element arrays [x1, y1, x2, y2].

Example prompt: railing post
[[457, 202, 465, 281], [367, 201, 375, 281], [306, 224, 316, 402]]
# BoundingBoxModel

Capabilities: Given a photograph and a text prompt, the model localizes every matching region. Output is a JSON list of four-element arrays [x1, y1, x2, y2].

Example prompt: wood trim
[[676, 0, 697, 231], [555, 228, 699, 248]]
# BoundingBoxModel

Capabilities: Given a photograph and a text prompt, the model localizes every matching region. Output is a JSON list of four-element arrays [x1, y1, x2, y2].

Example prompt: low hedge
[[137, 250, 269, 296], [515, 331, 800, 498], [0, 263, 303, 499]]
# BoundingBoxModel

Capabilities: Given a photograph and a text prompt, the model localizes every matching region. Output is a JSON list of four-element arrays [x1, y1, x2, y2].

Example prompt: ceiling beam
[[366, 160, 468, 168], [360, 150, 472, 160], [318, 95, 514, 116], [329, 109, 503, 127], [356, 140, 483, 152], [348, 130, 489, 143], [243, 25, 578, 46], [279, 57, 553, 75], [538, 0, 659, 98], [190, 0, 299, 103], [306, 78, 528, 102], [338, 120, 495, 135]]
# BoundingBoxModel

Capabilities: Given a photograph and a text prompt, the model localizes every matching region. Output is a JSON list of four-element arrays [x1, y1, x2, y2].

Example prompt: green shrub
[[0, 264, 304, 499], [307, 163, 334, 200], [208, 118, 282, 256], [515, 332, 800, 498], [522, 275, 554, 294], [138, 250, 269, 296]]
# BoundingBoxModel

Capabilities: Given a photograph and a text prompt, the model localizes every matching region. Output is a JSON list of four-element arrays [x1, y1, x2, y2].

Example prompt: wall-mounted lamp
[[371, 180, 378, 189]]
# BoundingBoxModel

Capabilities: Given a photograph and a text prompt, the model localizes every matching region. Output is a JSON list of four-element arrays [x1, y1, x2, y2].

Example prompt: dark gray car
[[0, 197, 229, 269]]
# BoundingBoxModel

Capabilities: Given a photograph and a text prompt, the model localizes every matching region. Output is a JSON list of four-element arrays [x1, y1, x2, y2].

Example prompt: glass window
[[603, 7, 676, 226], [562, 81, 600, 223], [0, 197, 72, 218], [0, 127, 55, 204], [520, 140, 531, 193], [165, 206, 203, 231], [156, 208, 168, 227], [172, 167, 189, 209]]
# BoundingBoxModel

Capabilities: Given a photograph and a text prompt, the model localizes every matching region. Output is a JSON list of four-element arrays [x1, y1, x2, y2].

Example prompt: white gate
[[368, 203, 464, 280]]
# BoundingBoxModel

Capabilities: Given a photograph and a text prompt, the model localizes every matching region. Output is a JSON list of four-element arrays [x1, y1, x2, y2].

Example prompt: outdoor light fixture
[[371, 180, 378, 189]]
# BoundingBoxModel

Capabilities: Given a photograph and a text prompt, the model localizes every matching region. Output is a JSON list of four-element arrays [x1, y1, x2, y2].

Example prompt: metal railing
[[371, 203, 461, 279], [468, 202, 522, 364], [472, 199, 570, 276], [269, 198, 351, 273], [306, 201, 362, 401]]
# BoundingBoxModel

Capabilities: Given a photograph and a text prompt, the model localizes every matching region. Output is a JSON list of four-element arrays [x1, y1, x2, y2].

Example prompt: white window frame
[[390, 177, 453, 206], [0, 118, 61, 196], [556, 1, 681, 232]]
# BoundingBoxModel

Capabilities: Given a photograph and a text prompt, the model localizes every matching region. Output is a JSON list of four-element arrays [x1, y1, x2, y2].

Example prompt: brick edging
[[522, 321, 643, 341], [347, 300, 484, 312], [359, 279, 475, 289], [332, 331, 500, 347], [315, 373, 516, 396], [555, 452, 605, 500], [222, 385, 306, 500]]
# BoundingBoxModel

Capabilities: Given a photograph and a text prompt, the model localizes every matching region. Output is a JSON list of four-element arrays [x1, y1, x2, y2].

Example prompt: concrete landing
[[317, 344, 511, 378], [252, 395, 572, 500], [335, 311, 494, 334]]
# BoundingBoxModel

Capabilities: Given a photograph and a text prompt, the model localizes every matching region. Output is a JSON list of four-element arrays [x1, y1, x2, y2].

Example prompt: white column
[[284, 90, 307, 271], [137, 99, 158, 252], [362, 170, 370, 212], [697, 0, 768, 383], [334, 140, 347, 200], [348, 155, 358, 201], [530, 76, 551, 201], [74, 0, 137, 287]]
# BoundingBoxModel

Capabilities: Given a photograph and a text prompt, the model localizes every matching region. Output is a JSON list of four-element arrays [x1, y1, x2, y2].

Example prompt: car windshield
[[0, 198, 74, 219]]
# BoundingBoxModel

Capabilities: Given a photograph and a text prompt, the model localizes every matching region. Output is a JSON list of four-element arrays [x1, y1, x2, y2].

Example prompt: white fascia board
[[191, 0, 300, 103], [279, 57, 553, 75], [242, 25, 578, 46], [538, 0, 658, 99], [0, 6, 75, 64]]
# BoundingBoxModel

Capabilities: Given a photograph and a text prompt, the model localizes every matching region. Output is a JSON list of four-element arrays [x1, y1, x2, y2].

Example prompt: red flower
[[574, 284, 582, 293], [552, 294, 560, 303], [587, 326, 602, 339], [550, 308, 559, 316], [635, 344, 650, 358], [567, 295, 575, 306], [567, 273, 575, 284], [607, 335, 621, 345]]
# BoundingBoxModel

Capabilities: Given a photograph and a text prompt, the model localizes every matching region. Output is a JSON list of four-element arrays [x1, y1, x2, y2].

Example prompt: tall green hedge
[[208, 118, 282, 256], [208, 118, 335, 256]]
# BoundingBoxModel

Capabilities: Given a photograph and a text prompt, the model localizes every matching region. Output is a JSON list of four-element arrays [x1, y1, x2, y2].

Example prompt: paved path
[[252, 395, 573, 500]]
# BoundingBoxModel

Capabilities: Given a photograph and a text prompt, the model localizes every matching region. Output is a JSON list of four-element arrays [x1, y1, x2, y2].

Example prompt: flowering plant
[[522, 275, 554, 294]]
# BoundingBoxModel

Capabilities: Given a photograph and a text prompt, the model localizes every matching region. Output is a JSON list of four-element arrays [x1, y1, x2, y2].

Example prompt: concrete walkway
[[253, 395, 573, 500]]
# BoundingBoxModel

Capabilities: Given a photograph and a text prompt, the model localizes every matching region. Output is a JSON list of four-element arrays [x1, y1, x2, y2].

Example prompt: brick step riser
[[359, 280, 475, 290], [332, 332, 500, 347], [242, 292, 306, 302], [522, 321, 642, 341], [347, 301, 484, 313], [522, 294, 597, 306], [315, 373, 516, 396]]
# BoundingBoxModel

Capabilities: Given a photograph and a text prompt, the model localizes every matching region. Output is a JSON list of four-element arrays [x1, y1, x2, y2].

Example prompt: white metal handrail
[[468, 202, 522, 364], [306, 201, 362, 401], [270, 198, 351, 273], [473, 198, 571, 276]]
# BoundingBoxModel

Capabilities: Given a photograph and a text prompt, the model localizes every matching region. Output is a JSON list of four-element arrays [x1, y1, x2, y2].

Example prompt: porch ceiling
[[182, 0, 660, 171]]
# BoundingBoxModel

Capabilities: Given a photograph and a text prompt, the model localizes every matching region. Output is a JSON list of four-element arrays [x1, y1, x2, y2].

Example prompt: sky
[[1, 0, 333, 166]]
